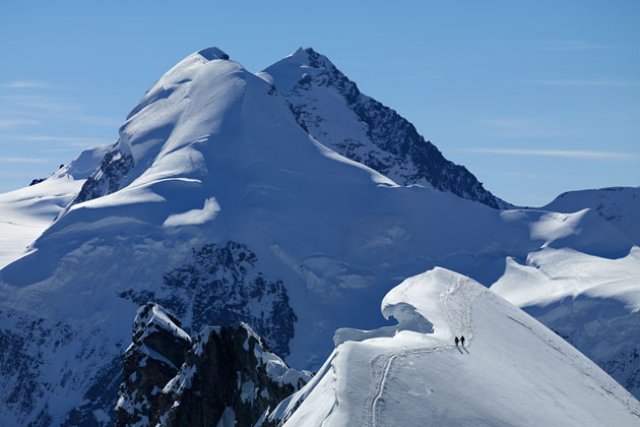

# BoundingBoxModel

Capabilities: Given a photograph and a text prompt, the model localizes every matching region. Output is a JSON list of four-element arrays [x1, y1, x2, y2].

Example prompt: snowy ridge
[[264, 48, 510, 209], [0, 144, 108, 268], [271, 268, 640, 426], [116, 303, 310, 427], [543, 186, 640, 245]]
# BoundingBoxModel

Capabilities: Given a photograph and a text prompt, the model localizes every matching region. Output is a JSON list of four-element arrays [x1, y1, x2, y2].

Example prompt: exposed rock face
[[73, 145, 134, 205], [28, 178, 45, 186], [115, 304, 192, 426], [115, 303, 310, 427], [116, 241, 297, 358], [265, 48, 510, 210], [60, 358, 122, 427], [603, 348, 640, 397], [159, 241, 297, 357]]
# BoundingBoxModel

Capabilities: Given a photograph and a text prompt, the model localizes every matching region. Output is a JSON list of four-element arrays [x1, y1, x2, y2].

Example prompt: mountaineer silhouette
[[455, 336, 459, 346], [460, 335, 466, 347]]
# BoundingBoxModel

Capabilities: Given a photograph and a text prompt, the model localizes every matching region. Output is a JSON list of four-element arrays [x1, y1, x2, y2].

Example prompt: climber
[[460, 335, 465, 347], [454, 336, 459, 346]]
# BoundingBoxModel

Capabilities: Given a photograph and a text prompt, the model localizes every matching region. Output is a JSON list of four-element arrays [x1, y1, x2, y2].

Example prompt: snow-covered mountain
[[0, 145, 108, 268], [270, 268, 640, 426], [0, 47, 637, 425], [263, 48, 509, 209], [543, 187, 640, 245]]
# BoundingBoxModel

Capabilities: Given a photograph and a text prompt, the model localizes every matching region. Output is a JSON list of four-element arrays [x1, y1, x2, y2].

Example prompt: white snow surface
[[543, 186, 640, 245], [490, 246, 640, 396], [272, 268, 640, 426], [0, 145, 108, 268], [263, 48, 424, 189], [492, 247, 640, 310], [0, 47, 638, 425], [136, 303, 192, 344], [163, 197, 220, 227]]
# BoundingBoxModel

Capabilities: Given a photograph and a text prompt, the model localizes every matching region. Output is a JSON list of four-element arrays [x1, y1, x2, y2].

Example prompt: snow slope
[[0, 145, 108, 268], [271, 268, 640, 426], [543, 187, 640, 245], [263, 48, 510, 209], [0, 47, 637, 425], [492, 246, 640, 397]]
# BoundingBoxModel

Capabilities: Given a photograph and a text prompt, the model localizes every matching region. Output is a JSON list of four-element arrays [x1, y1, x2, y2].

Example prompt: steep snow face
[[0, 145, 108, 268], [492, 247, 640, 397], [0, 47, 637, 425], [72, 48, 242, 205], [263, 48, 510, 209], [543, 187, 640, 245], [271, 268, 640, 426]]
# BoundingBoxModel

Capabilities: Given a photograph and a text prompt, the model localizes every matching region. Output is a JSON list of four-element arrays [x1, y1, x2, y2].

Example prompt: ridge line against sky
[[0, 1, 638, 206]]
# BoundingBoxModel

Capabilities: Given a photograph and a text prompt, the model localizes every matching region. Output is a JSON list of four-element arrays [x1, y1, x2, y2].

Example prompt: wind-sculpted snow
[[492, 247, 640, 398], [162, 197, 220, 227], [271, 268, 640, 426], [264, 48, 509, 209], [543, 186, 640, 245], [0, 46, 638, 425], [0, 145, 108, 268]]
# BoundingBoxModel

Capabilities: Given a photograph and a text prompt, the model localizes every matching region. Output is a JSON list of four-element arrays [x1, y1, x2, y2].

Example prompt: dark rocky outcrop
[[73, 146, 134, 205], [117, 241, 298, 358], [28, 178, 46, 186], [115, 303, 192, 426], [115, 303, 310, 427]]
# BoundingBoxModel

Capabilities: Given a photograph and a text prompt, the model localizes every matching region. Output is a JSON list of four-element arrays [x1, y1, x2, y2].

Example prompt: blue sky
[[0, 1, 638, 206]]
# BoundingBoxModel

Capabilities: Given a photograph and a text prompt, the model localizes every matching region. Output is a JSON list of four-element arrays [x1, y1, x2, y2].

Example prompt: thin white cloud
[[1, 94, 76, 112], [543, 41, 620, 51], [499, 40, 622, 51], [0, 156, 47, 163], [0, 133, 112, 146], [526, 79, 640, 87], [76, 114, 123, 127], [0, 119, 40, 128], [462, 148, 639, 160], [0, 94, 122, 127], [2, 80, 50, 89], [481, 170, 540, 179], [480, 118, 572, 138]]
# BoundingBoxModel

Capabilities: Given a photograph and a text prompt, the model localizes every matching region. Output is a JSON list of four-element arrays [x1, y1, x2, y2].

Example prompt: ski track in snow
[[320, 365, 339, 427], [370, 279, 482, 426]]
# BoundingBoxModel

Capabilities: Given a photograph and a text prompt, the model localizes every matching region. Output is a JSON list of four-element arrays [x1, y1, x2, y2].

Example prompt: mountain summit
[[263, 47, 510, 209], [0, 47, 637, 426]]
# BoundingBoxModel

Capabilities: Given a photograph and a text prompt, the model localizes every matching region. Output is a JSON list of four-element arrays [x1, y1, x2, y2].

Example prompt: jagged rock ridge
[[119, 241, 297, 357], [264, 48, 509, 209], [115, 303, 310, 427]]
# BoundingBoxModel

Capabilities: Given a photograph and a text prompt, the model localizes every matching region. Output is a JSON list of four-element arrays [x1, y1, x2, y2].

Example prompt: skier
[[460, 335, 465, 347], [454, 336, 459, 346]]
